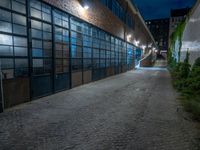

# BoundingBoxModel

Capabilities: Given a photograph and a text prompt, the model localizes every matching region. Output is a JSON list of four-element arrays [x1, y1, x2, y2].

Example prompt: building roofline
[[126, 0, 138, 14], [189, 0, 200, 16], [126, 0, 158, 49], [170, 7, 191, 17], [145, 18, 170, 22]]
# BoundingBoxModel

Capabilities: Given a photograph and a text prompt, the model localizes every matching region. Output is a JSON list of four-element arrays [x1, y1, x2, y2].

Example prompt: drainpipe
[[0, 60, 4, 113], [124, 1, 128, 41]]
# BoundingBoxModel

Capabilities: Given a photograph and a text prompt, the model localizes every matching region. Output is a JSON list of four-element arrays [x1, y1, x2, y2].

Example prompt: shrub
[[187, 58, 200, 94], [169, 52, 200, 120], [181, 50, 191, 78], [193, 57, 200, 68], [181, 56, 200, 120], [171, 51, 191, 91], [182, 97, 200, 120]]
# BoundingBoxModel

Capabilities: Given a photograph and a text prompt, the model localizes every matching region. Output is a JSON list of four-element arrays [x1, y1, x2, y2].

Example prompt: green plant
[[186, 58, 200, 94], [171, 51, 191, 91], [167, 14, 200, 120], [180, 50, 191, 79], [192, 57, 200, 68], [180, 57, 200, 120], [168, 20, 187, 64], [182, 97, 200, 120]]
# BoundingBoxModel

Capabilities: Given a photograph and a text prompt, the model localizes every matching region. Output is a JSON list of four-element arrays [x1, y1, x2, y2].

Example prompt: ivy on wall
[[168, 20, 187, 65]]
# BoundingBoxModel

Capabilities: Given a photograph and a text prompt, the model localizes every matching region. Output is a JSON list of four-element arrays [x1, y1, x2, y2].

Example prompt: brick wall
[[43, 0, 153, 45], [43, 0, 124, 39]]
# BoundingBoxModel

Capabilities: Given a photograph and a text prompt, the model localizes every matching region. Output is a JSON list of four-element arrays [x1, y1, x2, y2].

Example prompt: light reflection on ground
[[137, 67, 167, 71]]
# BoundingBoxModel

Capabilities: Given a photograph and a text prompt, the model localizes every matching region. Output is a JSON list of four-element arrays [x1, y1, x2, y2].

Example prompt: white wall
[[181, 2, 200, 64]]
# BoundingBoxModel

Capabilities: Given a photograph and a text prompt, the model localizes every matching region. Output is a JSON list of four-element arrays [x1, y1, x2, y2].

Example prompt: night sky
[[132, 0, 197, 20]]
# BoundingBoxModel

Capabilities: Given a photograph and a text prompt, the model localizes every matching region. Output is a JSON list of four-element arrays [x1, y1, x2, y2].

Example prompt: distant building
[[146, 18, 169, 54], [169, 7, 191, 37]]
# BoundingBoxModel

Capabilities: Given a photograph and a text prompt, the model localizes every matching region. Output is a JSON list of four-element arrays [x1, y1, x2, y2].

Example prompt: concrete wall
[[181, 0, 200, 64]]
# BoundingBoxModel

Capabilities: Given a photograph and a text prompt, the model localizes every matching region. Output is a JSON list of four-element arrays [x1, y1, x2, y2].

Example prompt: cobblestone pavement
[[0, 68, 200, 150]]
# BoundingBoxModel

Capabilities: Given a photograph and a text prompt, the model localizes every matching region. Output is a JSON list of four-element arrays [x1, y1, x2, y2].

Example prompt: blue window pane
[[30, 0, 41, 10], [32, 29, 42, 39], [1, 58, 14, 69], [32, 48, 43, 57], [71, 45, 82, 58], [13, 24, 27, 35], [0, 0, 11, 9], [0, 9, 11, 22], [13, 13, 26, 26], [14, 37, 27, 47], [0, 34, 13, 45], [0, 21, 12, 33], [0, 46, 13, 56], [14, 47, 27, 56], [15, 59, 28, 68], [12, 1, 26, 14]]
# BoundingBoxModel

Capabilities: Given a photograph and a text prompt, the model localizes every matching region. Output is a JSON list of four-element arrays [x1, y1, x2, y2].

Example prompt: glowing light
[[134, 40, 140, 46], [80, 0, 89, 10], [141, 45, 146, 50], [148, 43, 152, 48], [127, 34, 132, 40], [83, 5, 89, 10]]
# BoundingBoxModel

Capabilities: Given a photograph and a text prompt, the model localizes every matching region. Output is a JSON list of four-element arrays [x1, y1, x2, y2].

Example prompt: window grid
[[70, 17, 84, 72], [53, 10, 69, 74], [30, 0, 52, 75], [82, 23, 92, 71], [0, 0, 28, 79], [99, 31, 107, 69], [0, 0, 136, 89]]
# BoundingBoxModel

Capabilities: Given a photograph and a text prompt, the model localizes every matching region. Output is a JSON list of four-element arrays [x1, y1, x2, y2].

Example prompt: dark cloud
[[132, 0, 197, 20]]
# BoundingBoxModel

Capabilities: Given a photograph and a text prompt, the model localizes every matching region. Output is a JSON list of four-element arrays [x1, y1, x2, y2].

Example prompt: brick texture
[[43, 0, 153, 45]]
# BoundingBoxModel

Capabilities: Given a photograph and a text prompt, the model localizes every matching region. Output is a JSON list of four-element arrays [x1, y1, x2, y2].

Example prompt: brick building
[[0, 0, 156, 110]]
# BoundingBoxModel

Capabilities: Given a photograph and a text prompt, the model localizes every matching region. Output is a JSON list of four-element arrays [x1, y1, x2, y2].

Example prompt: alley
[[0, 68, 200, 150]]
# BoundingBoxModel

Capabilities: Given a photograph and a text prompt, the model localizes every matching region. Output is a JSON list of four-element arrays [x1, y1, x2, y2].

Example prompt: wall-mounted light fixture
[[141, 45, 146, 50], [134, 40, 140, 46], [127, 34, 132, 40], [148, 43, 152, 48], [152, 47, 158, 53], [79, 0, 89, 10], [83, 5, 89, 10]]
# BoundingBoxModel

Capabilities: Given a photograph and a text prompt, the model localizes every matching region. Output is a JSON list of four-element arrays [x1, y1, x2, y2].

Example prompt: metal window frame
[[0, 0, 138, 108]]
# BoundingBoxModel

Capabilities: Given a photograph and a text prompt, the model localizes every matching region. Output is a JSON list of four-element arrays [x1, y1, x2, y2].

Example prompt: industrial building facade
[[0, 0, 156, 110]]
